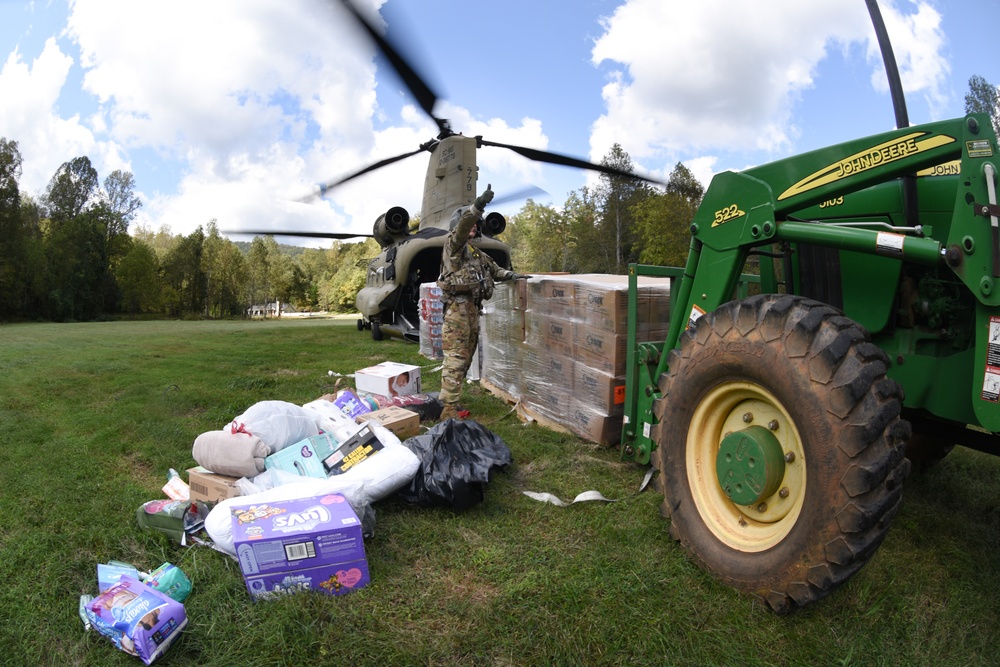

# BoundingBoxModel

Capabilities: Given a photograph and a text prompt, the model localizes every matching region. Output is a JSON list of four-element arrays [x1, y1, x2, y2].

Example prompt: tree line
[[0, 136, 702, 323]]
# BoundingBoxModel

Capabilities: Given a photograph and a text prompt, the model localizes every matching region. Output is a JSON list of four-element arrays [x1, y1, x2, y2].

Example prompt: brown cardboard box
[[494, 276, 529, 311], [543, 317, 575, 357], [482, 333, 524, 397], [573, 275, 629, 332], [523, 375, 571, 423], [567, 400, 624, 445], [640, 281, 672, 329], [525, 313, 574, 357], [571, 274, 672, 333], [355, 406, 420, 440], [574, 324, 628, 375], [513, 276, 528, 311], [522, 346, 574, 388], [573, 364, 626, 415], [526, 277, 576, 318], [187, 466, 242, 503]]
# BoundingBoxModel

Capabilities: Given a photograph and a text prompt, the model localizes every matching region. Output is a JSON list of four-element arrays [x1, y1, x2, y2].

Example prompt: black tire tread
[[654, 294, 910, 614]]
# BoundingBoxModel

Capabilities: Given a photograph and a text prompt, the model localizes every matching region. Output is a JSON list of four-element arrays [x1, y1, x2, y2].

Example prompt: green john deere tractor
[[619, 2, 1000, 614]]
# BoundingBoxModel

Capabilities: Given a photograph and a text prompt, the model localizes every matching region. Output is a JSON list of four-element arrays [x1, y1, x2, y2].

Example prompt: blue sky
[[1, 0, 998, 245]]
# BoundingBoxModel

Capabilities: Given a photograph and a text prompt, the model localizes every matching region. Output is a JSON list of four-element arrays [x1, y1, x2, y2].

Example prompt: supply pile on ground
[[84, 360, 512, 663]]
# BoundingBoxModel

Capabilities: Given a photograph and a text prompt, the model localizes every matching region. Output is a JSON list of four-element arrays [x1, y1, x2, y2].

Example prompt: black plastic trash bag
[[397, 419, 512, 510]]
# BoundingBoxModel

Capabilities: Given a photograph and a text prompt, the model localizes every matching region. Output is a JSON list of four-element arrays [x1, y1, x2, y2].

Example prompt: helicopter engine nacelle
[[372, 206, 410, 247], [481, 211, 506, 237]]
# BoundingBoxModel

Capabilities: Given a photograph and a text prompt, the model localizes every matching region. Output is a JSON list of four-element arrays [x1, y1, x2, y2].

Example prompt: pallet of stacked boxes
[[480, 274, 670, 445]]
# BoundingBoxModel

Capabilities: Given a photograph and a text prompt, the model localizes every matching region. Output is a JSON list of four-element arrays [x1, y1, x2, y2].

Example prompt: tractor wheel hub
[[716, 425, 785, 506]]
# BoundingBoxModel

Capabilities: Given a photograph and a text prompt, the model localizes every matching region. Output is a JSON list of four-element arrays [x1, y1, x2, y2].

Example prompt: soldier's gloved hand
[[474, 184, 494, 211], [512, 273, 530, 280]]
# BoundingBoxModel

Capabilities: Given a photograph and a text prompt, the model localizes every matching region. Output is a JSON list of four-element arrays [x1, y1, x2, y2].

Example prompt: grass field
[[3, 318, 1000, 666]]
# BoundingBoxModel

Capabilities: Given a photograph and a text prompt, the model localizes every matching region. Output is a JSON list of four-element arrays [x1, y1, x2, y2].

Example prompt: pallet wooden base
[[480, 378, 575, 437]]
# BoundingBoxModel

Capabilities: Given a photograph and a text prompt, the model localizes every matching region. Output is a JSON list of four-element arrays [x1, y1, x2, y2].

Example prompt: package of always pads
[[85, 575, 187, 664]]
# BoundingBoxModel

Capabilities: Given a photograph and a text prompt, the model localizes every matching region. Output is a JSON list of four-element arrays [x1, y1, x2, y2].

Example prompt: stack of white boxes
[[481, 274, 670, 445], [418, 282, 445, 360]]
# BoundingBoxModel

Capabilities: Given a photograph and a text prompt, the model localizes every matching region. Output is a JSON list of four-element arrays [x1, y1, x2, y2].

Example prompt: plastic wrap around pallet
[[480, 275, 671, 445]]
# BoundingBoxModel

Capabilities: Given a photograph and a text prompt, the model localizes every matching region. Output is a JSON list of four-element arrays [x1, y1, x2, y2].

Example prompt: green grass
[[2, 318, 1000, 666]]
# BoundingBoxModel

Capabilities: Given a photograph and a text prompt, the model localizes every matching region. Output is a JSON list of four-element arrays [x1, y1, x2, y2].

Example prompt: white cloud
[[0, 38, 96, 193], [867, 1, 949, 118], [588, 0, 949, 174], [41, 0, 550, 241], [684, 155, 719, 192], [56, 0, 393, 238]]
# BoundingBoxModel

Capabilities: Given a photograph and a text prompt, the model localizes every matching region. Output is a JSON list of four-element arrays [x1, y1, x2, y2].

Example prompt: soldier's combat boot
[[439, 404, 458, 421]]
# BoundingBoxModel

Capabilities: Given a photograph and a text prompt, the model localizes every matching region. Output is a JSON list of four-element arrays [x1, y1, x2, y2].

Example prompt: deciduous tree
[[593, 144, 652, 273], [44, 156, 99, 221], [116, 240, 161, 315], [965, 75, 1000, 136], [505, 200, 570, 272], [0, 138, 32, 317], [161, 226, 207, 316], [634, 162, 704, 268]]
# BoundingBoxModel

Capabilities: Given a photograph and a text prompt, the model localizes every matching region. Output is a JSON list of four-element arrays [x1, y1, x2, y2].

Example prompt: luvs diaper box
[[230, 493, 370, 600]]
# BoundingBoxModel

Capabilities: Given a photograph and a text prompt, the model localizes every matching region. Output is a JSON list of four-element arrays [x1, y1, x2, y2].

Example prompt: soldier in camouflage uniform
[[437, 184, 527, 420]]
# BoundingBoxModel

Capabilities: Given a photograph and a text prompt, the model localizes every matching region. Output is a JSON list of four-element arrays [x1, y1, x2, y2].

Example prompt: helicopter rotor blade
[[224, 229, 372, 240], [491, 185, 549, 207], [296, 143, 432, 202], [478, 138, 665, 186], [338, 0, 449, 135]]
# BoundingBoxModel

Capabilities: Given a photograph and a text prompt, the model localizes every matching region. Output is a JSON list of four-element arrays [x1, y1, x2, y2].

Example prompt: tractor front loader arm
[[622, 114, 999, 463]]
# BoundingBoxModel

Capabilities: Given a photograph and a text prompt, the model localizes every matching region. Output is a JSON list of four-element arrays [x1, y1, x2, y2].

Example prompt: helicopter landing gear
[[357, 318, 365, 331], [371, 320, 383, 341]]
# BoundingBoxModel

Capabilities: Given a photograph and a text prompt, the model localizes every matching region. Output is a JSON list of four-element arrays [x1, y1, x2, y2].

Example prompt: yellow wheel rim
[[686, 381, 806, 552]]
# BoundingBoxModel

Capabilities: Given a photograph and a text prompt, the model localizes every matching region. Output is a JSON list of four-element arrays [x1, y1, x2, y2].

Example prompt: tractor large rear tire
[[654, 294, 911, 613]]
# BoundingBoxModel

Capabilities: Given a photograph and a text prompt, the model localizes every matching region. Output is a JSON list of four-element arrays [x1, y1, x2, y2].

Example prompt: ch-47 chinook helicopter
[[238, 0, 661, 342]]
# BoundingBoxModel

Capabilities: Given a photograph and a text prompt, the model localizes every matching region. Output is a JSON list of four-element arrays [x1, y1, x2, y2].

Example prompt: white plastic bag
[[228, 400, 320, 452], [234, 468, 305, 496]]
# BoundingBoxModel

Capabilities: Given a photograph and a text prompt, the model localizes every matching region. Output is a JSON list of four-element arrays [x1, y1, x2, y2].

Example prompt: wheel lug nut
[[768, 420, 779, 431], [742, 412, 753, 423], [778, 487, 789, 499], [784, 452, 795, 463], [756, 502, 767, 513]]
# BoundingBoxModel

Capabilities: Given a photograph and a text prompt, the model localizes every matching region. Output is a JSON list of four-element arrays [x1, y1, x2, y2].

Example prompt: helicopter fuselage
[[357, 225, 510, 341]]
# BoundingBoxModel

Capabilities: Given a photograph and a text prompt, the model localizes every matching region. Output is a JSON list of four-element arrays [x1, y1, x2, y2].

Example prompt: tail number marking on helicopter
[[711, 203, 746, 227], [438, 145, 456, 165], [778, 132, 957, 201], [466, 166, 474, 192]]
